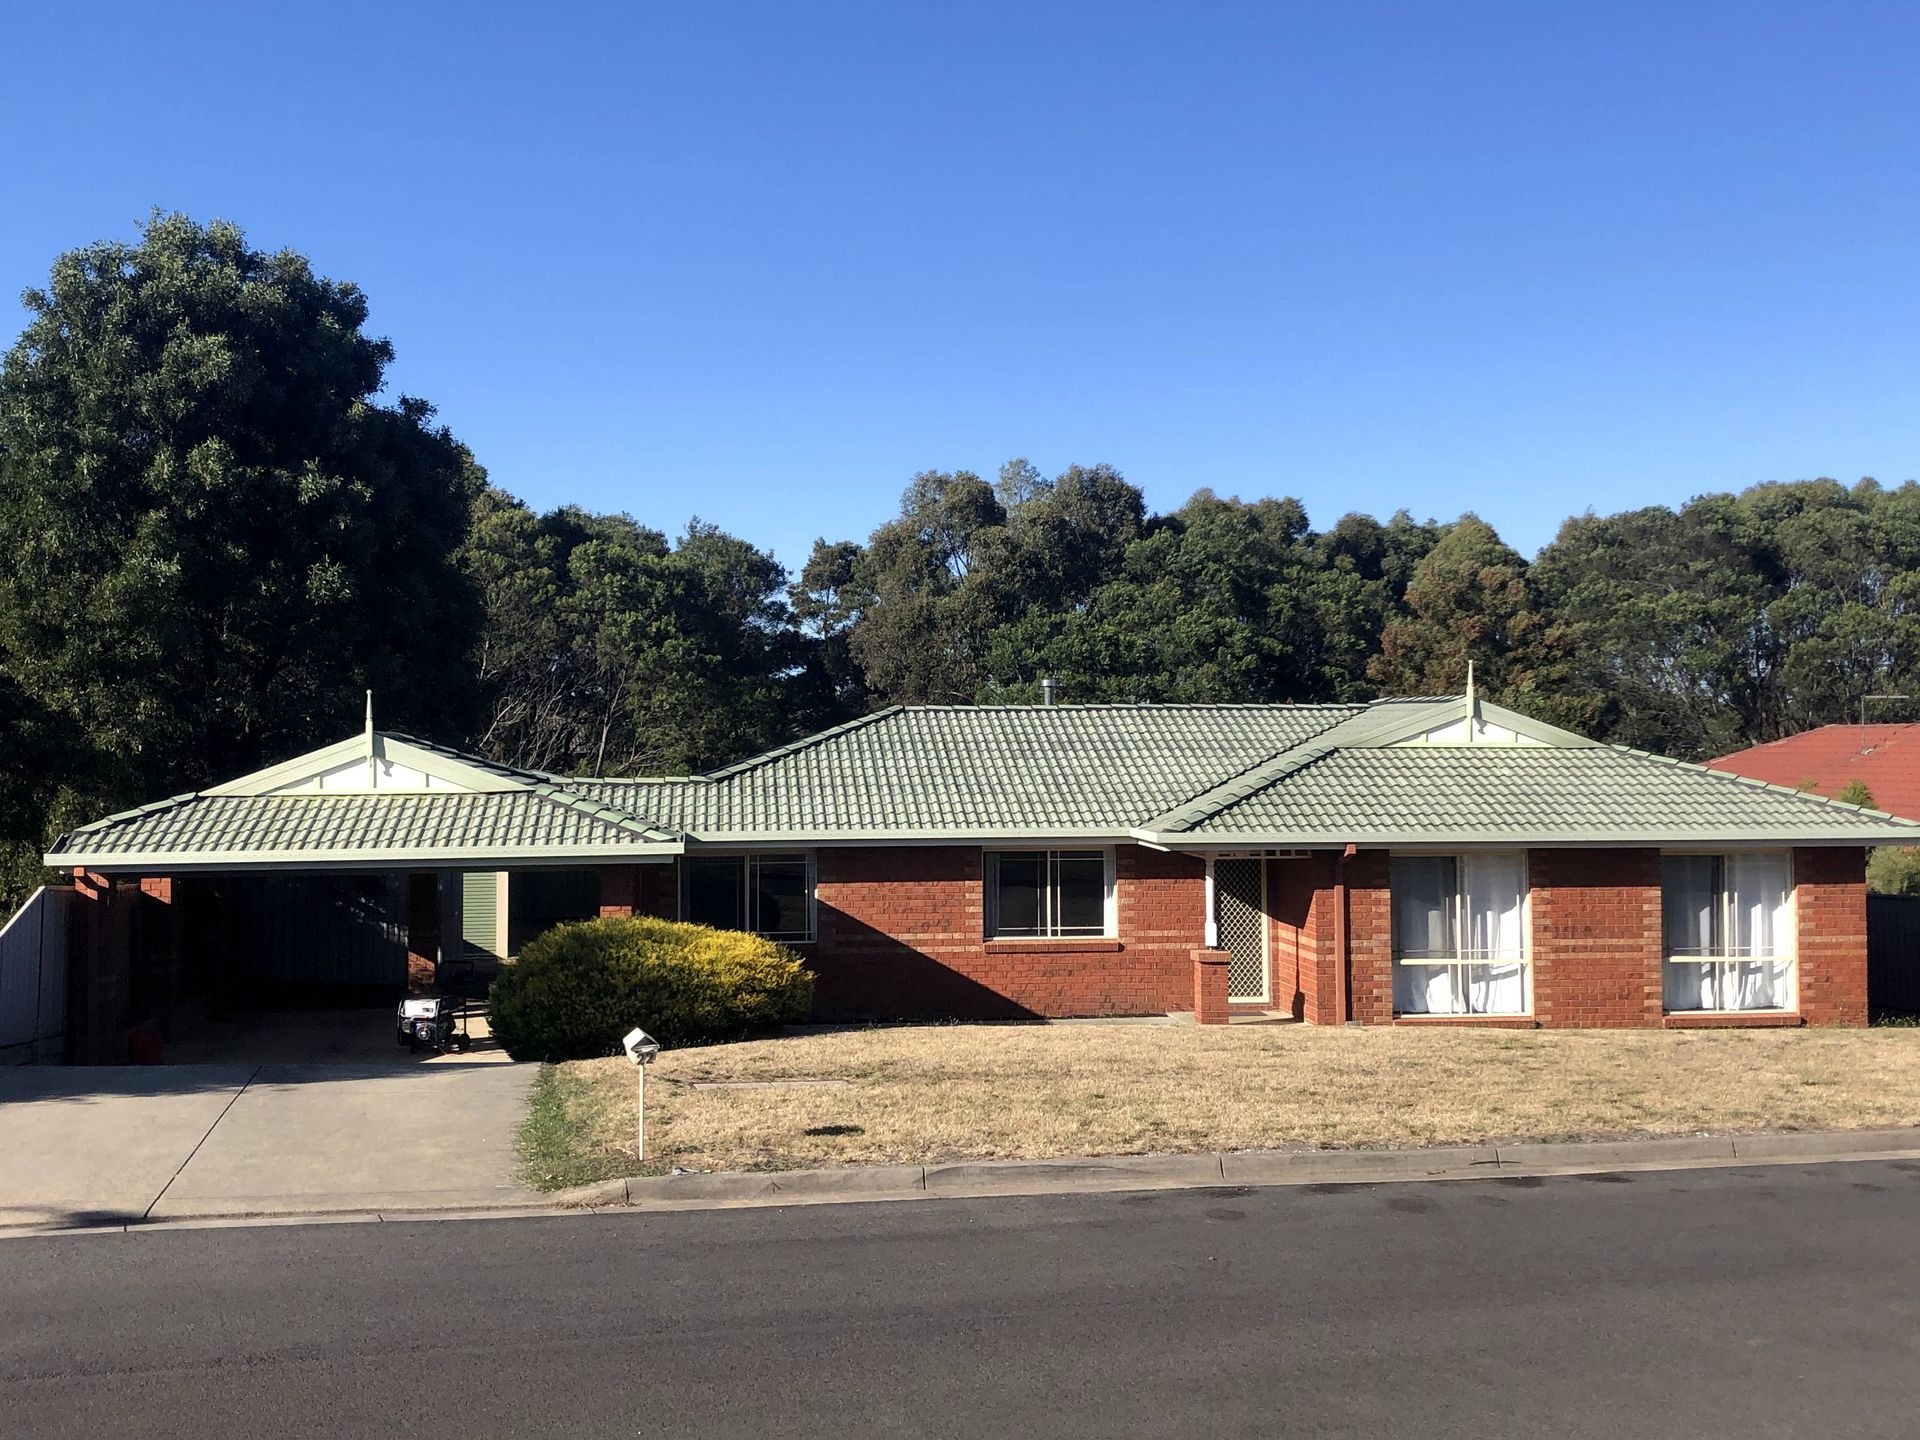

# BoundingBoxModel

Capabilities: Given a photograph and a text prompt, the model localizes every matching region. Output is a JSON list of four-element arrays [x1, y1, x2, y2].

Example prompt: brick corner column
[[1192, 947, 1231, 1025], [1796, 846, 1868, 1026], [1343, 850, 1395, 1025]]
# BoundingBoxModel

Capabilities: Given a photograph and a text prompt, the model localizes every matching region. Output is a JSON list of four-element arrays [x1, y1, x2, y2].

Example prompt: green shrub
[[1868, 845, 1920, 896], [487, 915, 813, 1061]]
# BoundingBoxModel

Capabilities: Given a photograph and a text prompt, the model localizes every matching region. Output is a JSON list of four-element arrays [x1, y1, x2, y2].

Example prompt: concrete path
[[0, 1062, 536, 1228]]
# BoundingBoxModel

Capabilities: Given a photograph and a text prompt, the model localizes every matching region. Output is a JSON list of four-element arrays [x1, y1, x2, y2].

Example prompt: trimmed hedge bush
[[488, 915, 814, 1061]]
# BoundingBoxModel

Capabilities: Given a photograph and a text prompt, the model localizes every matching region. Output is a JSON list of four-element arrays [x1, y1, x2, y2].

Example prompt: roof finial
[[1465, 661, 1476, 745], [365, 690, 376, 786]]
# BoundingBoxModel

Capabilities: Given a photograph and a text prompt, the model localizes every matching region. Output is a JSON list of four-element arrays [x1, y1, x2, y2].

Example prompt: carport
[[38, 724, 681, 1063]]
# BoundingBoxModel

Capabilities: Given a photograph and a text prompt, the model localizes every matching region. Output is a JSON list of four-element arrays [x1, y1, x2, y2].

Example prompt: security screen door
[[1213, 857, 1269, 1003]]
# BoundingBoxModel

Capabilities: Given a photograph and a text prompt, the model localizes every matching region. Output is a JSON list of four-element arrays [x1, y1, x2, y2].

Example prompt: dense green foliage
[[0, 215, 486, 899], [488, 916, 814, 1060], [459, 489, 799, 776], [4, 215, 1919, 910], [1868, 846, 1920, 896]]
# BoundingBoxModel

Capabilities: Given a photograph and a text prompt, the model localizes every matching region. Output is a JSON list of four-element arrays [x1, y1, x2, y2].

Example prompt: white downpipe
[[1203, 857, 1218, 947]]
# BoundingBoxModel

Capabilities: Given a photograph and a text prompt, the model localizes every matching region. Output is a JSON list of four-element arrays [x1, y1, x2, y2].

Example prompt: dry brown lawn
[[522, 1021, 1920, 1187]]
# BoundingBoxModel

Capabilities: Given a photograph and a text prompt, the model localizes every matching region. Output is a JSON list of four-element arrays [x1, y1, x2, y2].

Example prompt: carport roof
[[47, 732, 681, 872]]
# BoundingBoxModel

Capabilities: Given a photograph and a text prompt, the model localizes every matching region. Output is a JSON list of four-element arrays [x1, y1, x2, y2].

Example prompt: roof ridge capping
[[529, 780, 683, 841], [694, 706, 907, 782], [888, 700, 1369, 712], [1143, 742, 1346, 834]]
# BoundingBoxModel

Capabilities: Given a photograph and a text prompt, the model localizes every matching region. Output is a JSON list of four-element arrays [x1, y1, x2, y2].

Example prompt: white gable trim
[[206, 734, 529, 797], [1387, 698, 1597, 750]]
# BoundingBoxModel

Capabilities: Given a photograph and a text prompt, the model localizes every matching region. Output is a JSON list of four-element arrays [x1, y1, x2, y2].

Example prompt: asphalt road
[[4, 1162, 1919, 1439]]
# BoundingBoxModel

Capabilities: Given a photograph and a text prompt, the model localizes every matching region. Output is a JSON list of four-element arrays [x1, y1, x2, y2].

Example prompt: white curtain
[[1392, 853, 1527, 1015], [1663, 852, 1793, 1012], [1394, 963, 1457, 1014]]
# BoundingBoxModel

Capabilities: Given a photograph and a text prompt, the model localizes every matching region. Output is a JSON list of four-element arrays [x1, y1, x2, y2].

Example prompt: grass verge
[[520, 1062, 653, 1190], [519, 1022, 1920, 1190]]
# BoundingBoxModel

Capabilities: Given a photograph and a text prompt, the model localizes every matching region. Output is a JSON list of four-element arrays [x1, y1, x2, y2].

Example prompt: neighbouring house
[[38, 691, 1920, 1059], [1712, 724, 1920, 1017], [1711, 724, 1920, 821]]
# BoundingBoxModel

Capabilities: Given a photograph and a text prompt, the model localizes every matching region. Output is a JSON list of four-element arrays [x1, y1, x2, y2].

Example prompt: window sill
[[1664, 957, 1794, 965], [1664, 1012, 1801, 1028], [1393, 1013, 1535, 1026], [1394, 959, 1530, 966], [983, 938, 1123, 953]]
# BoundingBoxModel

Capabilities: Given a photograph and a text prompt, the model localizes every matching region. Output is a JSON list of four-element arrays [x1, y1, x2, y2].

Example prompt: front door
[[1213, 857, 1270, 1004]]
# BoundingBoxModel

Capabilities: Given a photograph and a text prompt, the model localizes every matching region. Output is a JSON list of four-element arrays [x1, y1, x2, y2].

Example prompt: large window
[[682, 853, 815, 942], [1391, 853, 1528, 1015], [1661, 853, 1793, 1012], [986, 849, 1112, 939]]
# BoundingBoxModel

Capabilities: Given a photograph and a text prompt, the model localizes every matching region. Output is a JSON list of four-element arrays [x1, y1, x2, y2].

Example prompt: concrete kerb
[[11, 1127, 1920, 1238], [545, 1126, 1920, 1213]]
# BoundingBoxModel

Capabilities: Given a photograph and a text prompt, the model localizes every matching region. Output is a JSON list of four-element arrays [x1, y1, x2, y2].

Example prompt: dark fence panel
[[1868, 895, 1920, 1016]]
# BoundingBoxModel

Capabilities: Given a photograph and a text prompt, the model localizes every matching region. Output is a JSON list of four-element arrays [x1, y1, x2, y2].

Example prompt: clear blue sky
[[8, 1, 1918, 573]]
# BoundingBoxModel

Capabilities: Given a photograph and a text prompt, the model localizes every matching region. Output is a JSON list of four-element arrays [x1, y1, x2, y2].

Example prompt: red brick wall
[[1529, 848, 1664, 1028], [1269, 854, 1338, 1023], [806, 844, 1205, 1020], [596, 843, 1870, 1028], [1344, 851, 1394, 1025], [1795, 846, 1867, 1025]]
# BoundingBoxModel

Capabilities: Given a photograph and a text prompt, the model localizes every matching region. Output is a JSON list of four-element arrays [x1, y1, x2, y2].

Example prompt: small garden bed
[[519, 1022, 1920, 1190]]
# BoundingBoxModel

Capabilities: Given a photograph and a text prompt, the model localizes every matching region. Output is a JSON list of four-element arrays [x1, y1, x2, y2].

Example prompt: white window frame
[[1390, 851, 1532, 1017], [983, 847, 1117, 940], [1660, 850, 1797, 1014], [679, 852, 817, 943]]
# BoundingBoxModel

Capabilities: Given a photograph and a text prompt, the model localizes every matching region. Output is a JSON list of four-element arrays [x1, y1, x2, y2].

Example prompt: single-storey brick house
[[45, 691, 1920, 1053]]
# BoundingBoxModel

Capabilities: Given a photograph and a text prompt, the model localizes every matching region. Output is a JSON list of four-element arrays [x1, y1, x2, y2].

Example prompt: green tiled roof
[[52, 791, 672, 867], [49, 696, 1920, 871], [576, 703, 1375, 836], [1158, 744, 1920, 845]]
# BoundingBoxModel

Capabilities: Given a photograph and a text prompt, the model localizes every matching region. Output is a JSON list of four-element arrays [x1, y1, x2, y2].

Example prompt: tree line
[[3, 216, 1916, 906]]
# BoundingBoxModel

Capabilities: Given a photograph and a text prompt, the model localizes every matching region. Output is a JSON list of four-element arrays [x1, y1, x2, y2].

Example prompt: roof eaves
[[1129, 828, 1916, 849], [43, 839, 685, 872]]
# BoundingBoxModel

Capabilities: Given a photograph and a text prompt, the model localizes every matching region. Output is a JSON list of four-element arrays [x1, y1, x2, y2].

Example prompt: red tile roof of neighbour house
[[1710, 724, 1920, 822]]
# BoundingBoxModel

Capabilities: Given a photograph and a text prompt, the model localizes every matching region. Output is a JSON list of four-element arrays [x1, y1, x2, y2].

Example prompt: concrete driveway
[[0, 1055, 537, 1228]]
